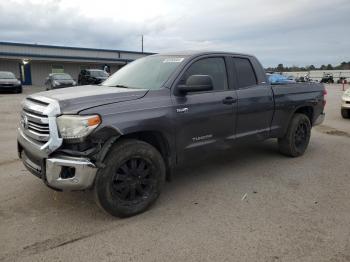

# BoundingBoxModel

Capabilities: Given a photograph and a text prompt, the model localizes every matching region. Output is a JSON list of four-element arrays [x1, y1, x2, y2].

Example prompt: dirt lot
[[1, 84, 350, 262]]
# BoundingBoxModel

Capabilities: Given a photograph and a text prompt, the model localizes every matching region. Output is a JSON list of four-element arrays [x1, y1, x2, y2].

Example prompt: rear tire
[[278, 113, 311, 157], [341, 109, 350, 119], [94, 139, 166, 217]]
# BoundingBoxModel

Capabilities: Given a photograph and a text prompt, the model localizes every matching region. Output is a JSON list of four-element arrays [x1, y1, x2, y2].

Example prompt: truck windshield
[[102, 55, 185, 90]]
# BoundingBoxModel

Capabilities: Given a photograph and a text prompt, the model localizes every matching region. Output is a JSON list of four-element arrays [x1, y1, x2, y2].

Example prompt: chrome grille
[[21, 99, 51, 142], [18, 95, 63, 156], [23, 110, 50, 141]]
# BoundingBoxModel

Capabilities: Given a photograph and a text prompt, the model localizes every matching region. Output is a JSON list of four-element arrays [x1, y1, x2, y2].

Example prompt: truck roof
[[153, 50, 254, 58]]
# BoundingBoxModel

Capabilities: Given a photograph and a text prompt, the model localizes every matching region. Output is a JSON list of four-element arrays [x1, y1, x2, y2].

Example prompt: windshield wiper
[[102, 84, 140, 89], [113, 84, 130, 88]]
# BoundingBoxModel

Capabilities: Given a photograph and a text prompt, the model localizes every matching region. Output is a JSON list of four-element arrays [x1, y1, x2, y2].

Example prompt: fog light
[[60, 166, 75, 179]]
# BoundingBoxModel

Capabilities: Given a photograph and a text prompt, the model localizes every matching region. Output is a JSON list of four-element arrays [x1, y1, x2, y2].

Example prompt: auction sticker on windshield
[[163, 58, 184, 63]]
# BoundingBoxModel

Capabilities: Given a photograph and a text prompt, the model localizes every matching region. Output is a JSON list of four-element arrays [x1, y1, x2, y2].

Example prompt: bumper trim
[[18, 128, 53, 158], [46, 156, 97, 191], [314, 113, 325, 126]]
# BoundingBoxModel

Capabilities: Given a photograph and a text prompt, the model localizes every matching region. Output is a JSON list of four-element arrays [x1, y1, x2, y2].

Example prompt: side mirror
[[178, 75, 213, 94]]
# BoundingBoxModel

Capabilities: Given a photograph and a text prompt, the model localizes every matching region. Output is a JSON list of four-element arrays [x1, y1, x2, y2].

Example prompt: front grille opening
[[26, 97, 50, 107], [22, 106, 50, 142], [23, 108, 48, 118], [60, 166, 76, 179]]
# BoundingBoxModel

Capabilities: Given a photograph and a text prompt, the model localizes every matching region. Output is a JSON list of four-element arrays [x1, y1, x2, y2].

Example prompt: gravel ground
[[0, 84, 349, 262]]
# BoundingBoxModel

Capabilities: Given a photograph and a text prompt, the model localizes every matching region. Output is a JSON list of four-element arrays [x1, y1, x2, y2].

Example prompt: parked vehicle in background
[[341, 88, 350, 118], [0, 71, 22, 93], [17, 51, 326, 217], [78, 69, 109, 85], [267, 73, 296, 84], [337, 77, 347, 84], [320, 73, 334, 84], [45, 73, 76, 90], [296, 76, 306, 82], [287, 75, 296, 81], [296, 73, 312, 83]]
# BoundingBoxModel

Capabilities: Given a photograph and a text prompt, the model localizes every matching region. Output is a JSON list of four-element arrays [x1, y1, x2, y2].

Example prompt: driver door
[[172, 56, 237, 164]]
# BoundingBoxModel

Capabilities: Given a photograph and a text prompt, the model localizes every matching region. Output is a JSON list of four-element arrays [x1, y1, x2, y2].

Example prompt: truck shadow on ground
[[10, 139, 286, 222], [163, 139, 287, 191]]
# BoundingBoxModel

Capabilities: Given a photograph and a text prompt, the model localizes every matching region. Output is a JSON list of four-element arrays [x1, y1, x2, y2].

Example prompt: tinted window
[[53, 74, 72, 80], [233, 58, 257, 88], [183, 57, 228, 91], [89, 70, 109, 77]]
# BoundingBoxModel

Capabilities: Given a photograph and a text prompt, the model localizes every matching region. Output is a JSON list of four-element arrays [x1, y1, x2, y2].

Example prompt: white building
[[0, 42, 153, 85]]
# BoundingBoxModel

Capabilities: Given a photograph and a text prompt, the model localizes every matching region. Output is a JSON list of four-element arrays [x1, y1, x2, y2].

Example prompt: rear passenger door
[[232, 57, 274, 140]]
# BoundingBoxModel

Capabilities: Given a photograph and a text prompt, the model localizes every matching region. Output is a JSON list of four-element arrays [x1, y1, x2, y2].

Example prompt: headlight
[[53, 80, 60, 86], [56, 115, 101, 139], [72, 80, 76, 85], [16, 80, 21, 85]]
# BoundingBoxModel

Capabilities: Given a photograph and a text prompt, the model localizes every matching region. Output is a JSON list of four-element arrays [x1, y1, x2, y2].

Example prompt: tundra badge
[[176, 107, 188, 113]]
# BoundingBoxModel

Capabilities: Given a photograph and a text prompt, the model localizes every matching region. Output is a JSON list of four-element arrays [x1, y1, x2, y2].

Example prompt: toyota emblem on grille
[[21, 115, 29, 129]]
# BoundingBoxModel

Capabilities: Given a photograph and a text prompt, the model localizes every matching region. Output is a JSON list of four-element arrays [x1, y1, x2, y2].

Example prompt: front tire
[[278, 113, 311, 157], [341, 109, 350, 119], [94, 139, 166, 217]]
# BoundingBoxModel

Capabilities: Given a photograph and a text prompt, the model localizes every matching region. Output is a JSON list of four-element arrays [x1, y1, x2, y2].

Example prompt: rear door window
[[233, 58, 257, 88]]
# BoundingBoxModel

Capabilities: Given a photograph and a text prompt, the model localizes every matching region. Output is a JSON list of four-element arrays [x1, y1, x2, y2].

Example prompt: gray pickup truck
[[17, 51, 325, 217]]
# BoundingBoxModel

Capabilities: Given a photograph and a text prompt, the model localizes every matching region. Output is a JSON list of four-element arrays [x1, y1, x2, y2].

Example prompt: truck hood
[[34, 85, 148, 114]]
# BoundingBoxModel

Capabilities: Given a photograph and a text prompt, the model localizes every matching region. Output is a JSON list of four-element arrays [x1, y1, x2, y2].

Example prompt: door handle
[[222, 96, 237, 105]]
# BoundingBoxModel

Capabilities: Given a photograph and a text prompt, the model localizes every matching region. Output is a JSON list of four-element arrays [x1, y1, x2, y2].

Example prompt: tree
[[339, 62, 350, 70], [277, 64, 284, 72], [326, 64, 333, 70], [266, 62, 349, 72]]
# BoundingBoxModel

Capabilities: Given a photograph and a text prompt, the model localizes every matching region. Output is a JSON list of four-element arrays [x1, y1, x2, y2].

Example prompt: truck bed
[[270, 82, 325, 137]]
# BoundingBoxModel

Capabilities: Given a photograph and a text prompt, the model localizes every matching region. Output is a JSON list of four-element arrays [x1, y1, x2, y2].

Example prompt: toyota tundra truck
[[17, 51, 326, 217]]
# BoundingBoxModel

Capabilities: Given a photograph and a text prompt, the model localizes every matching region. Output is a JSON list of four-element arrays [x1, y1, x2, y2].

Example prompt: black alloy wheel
[[294, 121, 308, 150], [278, 113, 311, 157], [111, 158, 157, 203], [94, 139, 166, 217]]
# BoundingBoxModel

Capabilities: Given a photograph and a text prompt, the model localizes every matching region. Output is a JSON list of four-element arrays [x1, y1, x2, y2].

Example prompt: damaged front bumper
[[45, 156, 97, 191], [18, 129, 97, 191]]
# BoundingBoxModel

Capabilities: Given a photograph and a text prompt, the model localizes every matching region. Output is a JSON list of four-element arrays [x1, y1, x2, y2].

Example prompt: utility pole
[[141, 35, 144, 53]]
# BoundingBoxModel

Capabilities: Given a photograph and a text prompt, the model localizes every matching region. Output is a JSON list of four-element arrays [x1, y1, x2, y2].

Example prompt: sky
[[0, 0, 349, 67]]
